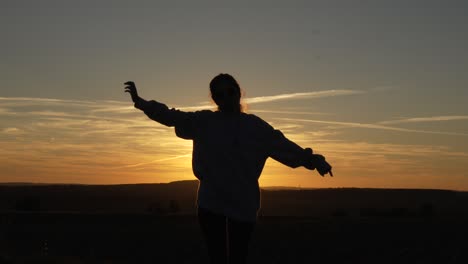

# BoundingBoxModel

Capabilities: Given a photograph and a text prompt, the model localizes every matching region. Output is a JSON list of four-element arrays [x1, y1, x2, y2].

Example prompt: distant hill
[[1, 180, 467, 217], [0, 180, 200, 214]]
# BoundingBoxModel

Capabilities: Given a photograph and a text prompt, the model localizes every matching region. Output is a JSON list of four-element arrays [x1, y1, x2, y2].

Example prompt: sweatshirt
[[135, 99, 312, 222]]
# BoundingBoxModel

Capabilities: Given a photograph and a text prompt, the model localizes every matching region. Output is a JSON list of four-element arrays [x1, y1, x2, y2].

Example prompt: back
[[134, 99, 308, 221], [190, 112, 271, 179], [188, 111, 272, 221]]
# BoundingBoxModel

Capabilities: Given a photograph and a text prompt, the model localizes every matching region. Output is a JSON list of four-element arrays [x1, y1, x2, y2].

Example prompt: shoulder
[[195, 110, 216, 118], [243, 113, 267, 122], [242, 113, 273, 129], [186, 110, 214, 118]]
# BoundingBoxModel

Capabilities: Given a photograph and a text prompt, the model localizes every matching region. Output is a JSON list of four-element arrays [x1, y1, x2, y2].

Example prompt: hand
[[303, 148, 333, 177], [314, 154, 333, 177], [124, 81, 139, 103]]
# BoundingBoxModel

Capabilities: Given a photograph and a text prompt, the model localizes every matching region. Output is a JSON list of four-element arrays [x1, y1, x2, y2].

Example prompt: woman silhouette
[[124, 74, 332, 264]]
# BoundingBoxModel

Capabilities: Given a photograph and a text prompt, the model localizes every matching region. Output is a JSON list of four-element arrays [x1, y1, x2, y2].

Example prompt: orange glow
[[0, 98, 467, 190]]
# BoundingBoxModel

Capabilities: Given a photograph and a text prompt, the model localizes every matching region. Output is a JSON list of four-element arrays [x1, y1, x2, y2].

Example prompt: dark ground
[[1, 181, 468, 263]]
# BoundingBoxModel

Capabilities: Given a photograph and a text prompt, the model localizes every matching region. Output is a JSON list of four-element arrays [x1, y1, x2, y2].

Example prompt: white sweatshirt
[[135, 99, 311, 222]]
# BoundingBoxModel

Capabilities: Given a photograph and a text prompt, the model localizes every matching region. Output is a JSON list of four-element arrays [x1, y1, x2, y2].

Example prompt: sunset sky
[[1, 1, 468, 190]]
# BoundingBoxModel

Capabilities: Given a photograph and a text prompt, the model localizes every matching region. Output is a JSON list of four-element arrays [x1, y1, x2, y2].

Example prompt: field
[[1, 181, 468, 263]]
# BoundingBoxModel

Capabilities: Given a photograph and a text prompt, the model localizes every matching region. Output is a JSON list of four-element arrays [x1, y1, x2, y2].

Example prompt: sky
[[1, 0, 468, 190]]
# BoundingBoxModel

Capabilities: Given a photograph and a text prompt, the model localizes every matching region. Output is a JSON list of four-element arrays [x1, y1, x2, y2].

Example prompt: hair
[[209, 73, 244, 113]]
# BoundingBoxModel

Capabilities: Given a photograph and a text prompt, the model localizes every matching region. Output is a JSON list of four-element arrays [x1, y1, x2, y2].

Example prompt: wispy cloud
[[2, 95, 468, 188], [320, 141, 468, 158], [2, 127, 24, 135], [189, 90, 363, 111], [0, 96, 97, 107], [178, 105, 214, 111], [243, 90, 363, 104], [380, 115, 468, 125], [249, 109, 330, 115], [277, 118, 468, 136], [1, 89, 362, 115], [90, 106, 137, 113], [118, 154, 192, 169]]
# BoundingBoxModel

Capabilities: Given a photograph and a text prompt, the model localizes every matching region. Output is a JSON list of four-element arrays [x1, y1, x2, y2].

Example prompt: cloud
[[1, 95, 468, 187], [90, 106, 137, 113], [177, 104, 214, 111], [0, 89, 362, 116], [320, 141, 468, 158], [28, 111, 78, 117], [0, 96, 97, 107], [0, 97, 133, 114], [2, 127, 24, 135], [380, 115, 468, 125], [243, 90, 363, 104], [118, 154, 192, 169], [277, 118, 468, 136], [188, 90, 363, 111], [249, 109, 330, 115]]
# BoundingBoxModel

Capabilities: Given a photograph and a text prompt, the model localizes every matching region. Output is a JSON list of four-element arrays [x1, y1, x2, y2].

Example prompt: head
[[210, 73, 243, 113]]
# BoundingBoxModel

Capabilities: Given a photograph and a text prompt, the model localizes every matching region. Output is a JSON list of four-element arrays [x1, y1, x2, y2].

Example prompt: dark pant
[[198, 207, 255, 264]]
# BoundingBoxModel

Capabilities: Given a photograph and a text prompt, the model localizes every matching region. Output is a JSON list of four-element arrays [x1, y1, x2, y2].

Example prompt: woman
[[124, 74, 332, 264]]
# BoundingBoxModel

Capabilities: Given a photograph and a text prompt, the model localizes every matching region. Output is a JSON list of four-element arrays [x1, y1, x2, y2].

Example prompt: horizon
[[0, 179, 465, 193], [1, 1, 468, 190]]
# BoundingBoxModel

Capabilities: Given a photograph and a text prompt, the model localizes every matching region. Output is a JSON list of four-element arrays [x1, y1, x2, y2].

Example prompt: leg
[[227, 218, 255, 264], [198, 207, 228, 264]]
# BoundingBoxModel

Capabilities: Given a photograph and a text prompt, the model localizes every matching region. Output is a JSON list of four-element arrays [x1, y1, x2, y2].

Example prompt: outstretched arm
[[268, 128, 333, 177], [124, 81, 195, 137]]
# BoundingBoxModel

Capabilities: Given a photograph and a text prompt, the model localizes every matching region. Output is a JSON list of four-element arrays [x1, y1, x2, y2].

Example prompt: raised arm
[[124, 81, 196, 138]]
